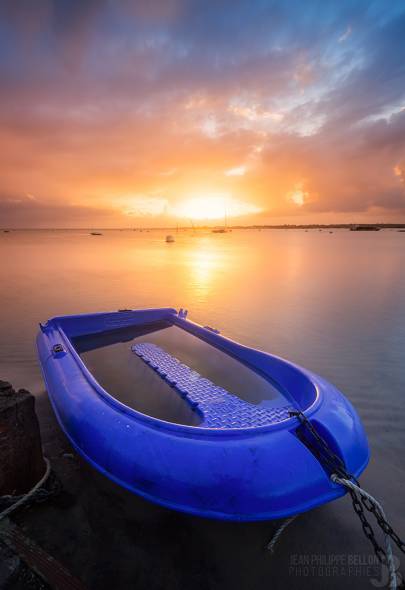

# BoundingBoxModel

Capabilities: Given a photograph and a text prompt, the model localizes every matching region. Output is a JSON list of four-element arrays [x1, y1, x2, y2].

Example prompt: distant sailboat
[[212, 200, 231, 233]]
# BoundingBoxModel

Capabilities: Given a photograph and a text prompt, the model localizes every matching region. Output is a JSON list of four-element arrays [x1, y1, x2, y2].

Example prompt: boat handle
[[52, 344, 66, 358]]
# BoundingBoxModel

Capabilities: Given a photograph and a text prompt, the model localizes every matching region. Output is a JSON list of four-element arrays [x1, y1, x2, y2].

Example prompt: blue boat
[[36, 308, 369, 521]]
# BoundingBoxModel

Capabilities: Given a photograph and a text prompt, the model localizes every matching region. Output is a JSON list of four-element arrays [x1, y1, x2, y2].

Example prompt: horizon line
[[2, 223, 405, 231]]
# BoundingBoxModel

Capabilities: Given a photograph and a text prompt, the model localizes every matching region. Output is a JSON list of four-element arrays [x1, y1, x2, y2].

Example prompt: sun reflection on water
[[184, 239, 229, 300]]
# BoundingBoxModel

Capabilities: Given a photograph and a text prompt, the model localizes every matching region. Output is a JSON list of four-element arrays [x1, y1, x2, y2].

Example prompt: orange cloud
[[0, 1, 405, 227]]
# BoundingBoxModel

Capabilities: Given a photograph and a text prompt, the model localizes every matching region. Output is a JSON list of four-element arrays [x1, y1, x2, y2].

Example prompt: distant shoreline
[[2, 223, 405, 231]]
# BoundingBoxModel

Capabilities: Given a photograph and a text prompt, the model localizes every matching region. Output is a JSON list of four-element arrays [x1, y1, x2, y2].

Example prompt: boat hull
[[37, 308, 369, 521]]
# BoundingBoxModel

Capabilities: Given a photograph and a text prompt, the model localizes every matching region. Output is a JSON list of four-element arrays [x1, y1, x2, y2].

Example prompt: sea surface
[[1, 227, 404, 587]]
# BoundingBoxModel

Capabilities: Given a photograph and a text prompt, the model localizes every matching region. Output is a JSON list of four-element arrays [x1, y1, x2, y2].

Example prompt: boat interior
[[51, 311, 317, 427]]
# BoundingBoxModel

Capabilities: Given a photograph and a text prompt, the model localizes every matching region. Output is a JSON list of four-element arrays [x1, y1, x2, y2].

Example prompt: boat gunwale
[[48, 309, 323, 436]]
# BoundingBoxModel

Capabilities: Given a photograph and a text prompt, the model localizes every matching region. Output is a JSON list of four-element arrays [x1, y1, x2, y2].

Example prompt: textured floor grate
[[132, 342, 292, 429]]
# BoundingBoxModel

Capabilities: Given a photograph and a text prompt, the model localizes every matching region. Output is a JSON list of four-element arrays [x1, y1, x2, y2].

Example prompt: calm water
[[74, 322, 281, 424], [0, 228, 404, 577]]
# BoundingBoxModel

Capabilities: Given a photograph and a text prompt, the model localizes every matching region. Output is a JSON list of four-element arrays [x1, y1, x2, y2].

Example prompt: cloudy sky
[[1, 0, 405, 227]]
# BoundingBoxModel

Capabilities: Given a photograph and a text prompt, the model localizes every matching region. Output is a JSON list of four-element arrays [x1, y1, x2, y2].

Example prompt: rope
[[266, 515, 298, 553], [331, 474, 397, 590], [0, 457, 51, 522]]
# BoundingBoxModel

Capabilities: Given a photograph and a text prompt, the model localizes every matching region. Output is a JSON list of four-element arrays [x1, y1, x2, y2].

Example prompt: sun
[[173, 194, 261, 221], [174, 196, 228, 220]]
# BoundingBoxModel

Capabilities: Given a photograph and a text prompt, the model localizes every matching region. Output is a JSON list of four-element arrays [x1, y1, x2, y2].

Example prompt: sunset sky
[[1, 0, 405, 227]]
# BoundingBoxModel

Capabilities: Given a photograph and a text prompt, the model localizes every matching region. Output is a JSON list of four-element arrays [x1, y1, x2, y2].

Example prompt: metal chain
[[289, 409, 405, 565], [360, 492, 405, 554], [347, 487, 387, 564], [289, 410, 357, 480]]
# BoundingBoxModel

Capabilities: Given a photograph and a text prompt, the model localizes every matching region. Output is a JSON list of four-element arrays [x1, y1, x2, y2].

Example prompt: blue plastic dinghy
[[37, 308, 369, 521]]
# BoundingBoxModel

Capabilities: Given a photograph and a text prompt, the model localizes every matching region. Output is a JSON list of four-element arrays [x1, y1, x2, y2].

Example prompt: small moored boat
[[350, 225, 380, 231], [37, 308, 369, 521]]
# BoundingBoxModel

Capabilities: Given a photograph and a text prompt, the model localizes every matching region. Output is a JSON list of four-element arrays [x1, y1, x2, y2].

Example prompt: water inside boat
[[73, 321, 283, 426]]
